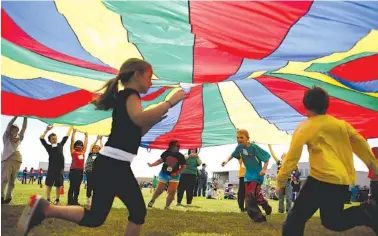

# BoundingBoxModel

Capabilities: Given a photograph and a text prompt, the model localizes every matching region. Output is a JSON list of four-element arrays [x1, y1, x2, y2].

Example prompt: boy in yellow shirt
[[276, 86, 378, 236]]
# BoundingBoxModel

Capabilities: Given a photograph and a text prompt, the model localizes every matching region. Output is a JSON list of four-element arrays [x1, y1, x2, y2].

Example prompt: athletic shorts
[[158, 171, 180, 184], [45, 169, 64, 187]]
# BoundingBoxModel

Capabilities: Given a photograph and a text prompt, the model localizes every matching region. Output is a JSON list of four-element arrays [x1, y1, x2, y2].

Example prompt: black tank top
[[105, 89, 142, 154]]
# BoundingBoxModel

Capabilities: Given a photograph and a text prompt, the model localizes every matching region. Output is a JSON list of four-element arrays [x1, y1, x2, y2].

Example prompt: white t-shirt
[[2, 129, 23, 162]]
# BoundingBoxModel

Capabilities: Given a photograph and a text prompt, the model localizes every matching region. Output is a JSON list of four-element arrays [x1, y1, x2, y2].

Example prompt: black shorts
[[45, 169, 64, 187]]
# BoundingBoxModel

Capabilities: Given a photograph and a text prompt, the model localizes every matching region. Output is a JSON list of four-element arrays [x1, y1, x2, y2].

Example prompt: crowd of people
[[2, 58, 377, 236]]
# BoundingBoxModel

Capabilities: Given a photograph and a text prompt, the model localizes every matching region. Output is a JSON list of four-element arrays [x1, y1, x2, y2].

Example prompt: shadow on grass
[[1, 204, 376, 236]]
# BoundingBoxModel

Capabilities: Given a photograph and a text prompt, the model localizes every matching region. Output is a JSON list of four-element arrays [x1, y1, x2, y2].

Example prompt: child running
[[221, 129, 272, 222], [40, 125, 73, 205], [276, 86, 378, 236], [84, 135, 103, 207], [147, 140, 186, 210], [17, 58, 186, 236], [1, 116, 27, 204], [68, 129, 88, 205]]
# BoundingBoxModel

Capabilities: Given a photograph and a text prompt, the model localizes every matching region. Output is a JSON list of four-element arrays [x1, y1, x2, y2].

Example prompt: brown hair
[[92, 58, 151, 110]]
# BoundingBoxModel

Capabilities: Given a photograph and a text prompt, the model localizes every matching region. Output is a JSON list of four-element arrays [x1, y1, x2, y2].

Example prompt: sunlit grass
[[1, 182, 374, 236]]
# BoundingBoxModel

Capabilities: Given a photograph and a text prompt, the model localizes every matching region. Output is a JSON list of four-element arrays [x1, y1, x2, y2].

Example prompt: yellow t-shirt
[[277, 115, 378, 188], [238, 159, 246, 178]]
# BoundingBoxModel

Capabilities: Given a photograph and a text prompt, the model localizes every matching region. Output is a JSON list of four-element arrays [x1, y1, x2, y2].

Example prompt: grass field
[[1, 182, 375, 236]]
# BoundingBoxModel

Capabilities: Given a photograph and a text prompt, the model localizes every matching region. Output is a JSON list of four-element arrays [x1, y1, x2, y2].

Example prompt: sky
[[1, 115, 377, 177]]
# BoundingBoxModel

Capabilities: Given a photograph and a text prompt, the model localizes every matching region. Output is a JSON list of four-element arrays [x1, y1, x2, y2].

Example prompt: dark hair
[[188, 148, 198, 155], [168, 140, 179, 151], [92, 58, 151, 110], [48, 133, 57, 142], [74, 140, 84, 148], [303, 86, 329, 115]]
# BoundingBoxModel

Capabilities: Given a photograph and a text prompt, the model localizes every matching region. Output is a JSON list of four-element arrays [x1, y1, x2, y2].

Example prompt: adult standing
[[197, 164, 208, 197]]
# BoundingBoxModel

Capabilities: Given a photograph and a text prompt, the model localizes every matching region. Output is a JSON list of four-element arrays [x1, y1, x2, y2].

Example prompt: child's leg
[[285, 182, 293, 212], [150, 182, 166, 202], [186, 175, 196, 204], [68, 171, 74, 204], [245, 182, 265, 222], [318, 179, 378, 233], [176, 177, 185, 204], [6, 161, 21, 200], [238, 177, 245, 211], [166, 181, 179, 208], [282, 177, 321, 236], [116, 164, 146, 236]]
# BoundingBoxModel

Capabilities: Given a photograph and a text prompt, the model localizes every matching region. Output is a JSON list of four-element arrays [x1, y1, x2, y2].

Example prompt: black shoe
[[17, 195, 49, 235], [253, 215, 267, 222], [1, 197, 5, 204], [261, 203, 272, 215], [4, 198, 12, 204], [148, 201, 154, 208], [53, 199, 60, 205]]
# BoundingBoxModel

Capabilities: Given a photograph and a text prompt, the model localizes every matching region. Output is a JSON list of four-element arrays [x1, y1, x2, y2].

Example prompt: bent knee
[[78, 209, 107, 228], [128, 205, 147, 225]]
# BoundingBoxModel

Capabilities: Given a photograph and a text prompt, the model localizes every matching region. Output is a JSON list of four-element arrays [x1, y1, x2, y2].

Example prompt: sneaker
[[4, 198, 12, 204], [253, 215, 267, 222], [147, 201, 154, 208], [164, 206, 171, 210], [17, 195, 49, 235], [176, 203, 182, 206], [53, 199, 59, 205], [186, 203, 192, 207], [262, 203, 272, 215]]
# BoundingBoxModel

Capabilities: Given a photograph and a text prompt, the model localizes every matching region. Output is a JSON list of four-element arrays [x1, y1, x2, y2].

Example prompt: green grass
[[1, 182, 375, 236]]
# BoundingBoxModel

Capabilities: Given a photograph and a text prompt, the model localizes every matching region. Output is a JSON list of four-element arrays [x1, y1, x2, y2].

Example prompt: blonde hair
[[237, 129, 249, 139]]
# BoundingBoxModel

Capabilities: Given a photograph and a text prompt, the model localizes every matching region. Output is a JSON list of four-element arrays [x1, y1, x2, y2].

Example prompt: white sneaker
[[17, 194, 49, 235]]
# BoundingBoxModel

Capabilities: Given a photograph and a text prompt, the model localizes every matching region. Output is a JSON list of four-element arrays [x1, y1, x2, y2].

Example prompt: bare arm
[[148, 158, 164, 167], [99, 136, 104, 149], [19, 117, 27, 139], [4, 116, 17, 140], [83, 132, 89, 153], [71, 129, 77, 153], [127, 94, 171, 128], [66, 126, 73, 137], [40, 125, 52, 139], [268, 144, 280, 163], [221, 156, 233, 167]]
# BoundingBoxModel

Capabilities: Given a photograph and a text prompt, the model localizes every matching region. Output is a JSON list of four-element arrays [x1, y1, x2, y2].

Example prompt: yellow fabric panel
[[1, 56, 105, 92], [218, 81, 291, 144], [54, 0, 158, 80]]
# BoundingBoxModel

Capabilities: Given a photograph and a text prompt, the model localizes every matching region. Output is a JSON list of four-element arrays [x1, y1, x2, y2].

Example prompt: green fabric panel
[[201, 83, 236, 147], [103, 0, 194, 83]]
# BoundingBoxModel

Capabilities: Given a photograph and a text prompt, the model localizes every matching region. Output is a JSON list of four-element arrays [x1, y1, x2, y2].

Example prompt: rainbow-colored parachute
[[2, 1, 378, 149]]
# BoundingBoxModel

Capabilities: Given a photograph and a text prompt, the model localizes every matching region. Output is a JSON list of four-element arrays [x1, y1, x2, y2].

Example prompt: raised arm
[[268, 144, 280, 163], [99, 136, 104, 149], [83, 132, 89, 153], [40, 125, 53, 139], [4, 116, 18, 140], [19, 117, 28, 139], [70, 129, 77, 153], [66, 126, 73, 137]]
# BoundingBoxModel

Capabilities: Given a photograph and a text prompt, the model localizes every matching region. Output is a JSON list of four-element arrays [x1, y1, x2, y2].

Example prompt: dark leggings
[[79, 155, 146, 227], [68, 169, 83, 204], [238, 177, 245, 211], [177, 174, 197, 204], [86, 172, 94, 198], [283, 176, 375, 236]]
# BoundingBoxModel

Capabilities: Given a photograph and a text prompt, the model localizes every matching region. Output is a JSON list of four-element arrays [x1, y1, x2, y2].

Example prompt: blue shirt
[[231, 143, 271, 184]]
